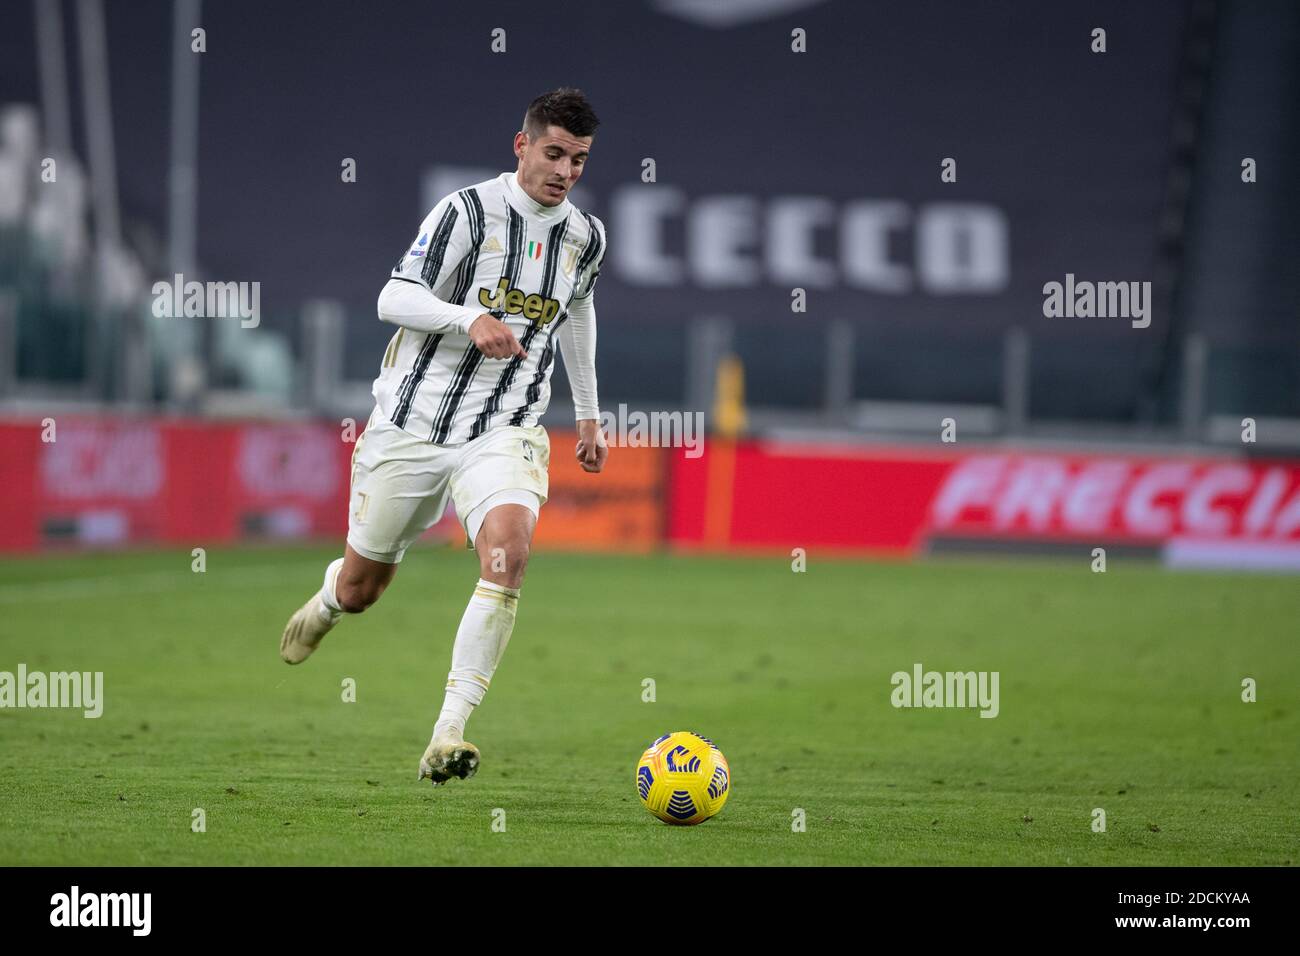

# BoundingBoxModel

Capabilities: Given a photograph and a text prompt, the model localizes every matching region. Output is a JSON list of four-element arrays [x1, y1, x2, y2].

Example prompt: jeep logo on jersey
[[478, 277, 561, 326]]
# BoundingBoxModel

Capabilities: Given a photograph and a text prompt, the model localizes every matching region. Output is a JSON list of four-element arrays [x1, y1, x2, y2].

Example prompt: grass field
[[0, 544, 1297, 866]]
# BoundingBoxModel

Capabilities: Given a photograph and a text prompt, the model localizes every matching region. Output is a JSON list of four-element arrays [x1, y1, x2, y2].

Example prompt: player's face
[[514, 125, 592, 206]]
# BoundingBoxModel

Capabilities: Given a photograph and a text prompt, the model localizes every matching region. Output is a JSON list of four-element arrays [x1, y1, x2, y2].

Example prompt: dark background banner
[[0, 0, 1184, 326]]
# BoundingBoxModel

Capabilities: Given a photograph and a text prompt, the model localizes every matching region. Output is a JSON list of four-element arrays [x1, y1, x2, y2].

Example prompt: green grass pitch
[[0, 545, 1296, 866]]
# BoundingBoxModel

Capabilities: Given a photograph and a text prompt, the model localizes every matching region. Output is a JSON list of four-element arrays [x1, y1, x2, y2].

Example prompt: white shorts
[[346, 405, 550, 563]]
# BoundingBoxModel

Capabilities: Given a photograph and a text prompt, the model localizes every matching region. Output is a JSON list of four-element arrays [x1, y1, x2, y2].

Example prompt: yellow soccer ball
[[636, 731, 730, 825]]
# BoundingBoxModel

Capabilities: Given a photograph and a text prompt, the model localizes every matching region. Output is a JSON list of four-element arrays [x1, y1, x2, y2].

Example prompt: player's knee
[[480, 536, 529, 586], [336, 575, 387, 613]]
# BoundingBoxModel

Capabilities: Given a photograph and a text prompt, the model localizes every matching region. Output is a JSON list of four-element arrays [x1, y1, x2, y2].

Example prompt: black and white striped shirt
[[373, 171, 605, 444]]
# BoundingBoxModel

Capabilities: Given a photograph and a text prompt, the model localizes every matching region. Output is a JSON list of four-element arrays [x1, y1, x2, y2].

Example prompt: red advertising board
[[6, 414, 1300, 572], [0, 417, 352, 551], [667, 441, 1300, 569], [0, 417, 665, 556]]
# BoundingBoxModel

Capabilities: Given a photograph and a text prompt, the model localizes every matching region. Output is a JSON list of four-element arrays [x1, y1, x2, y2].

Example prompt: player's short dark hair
[[522, 87, 600, 140]]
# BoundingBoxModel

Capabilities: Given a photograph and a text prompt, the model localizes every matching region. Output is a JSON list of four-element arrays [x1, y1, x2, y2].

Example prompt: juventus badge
[[562, 244, 580, 277]]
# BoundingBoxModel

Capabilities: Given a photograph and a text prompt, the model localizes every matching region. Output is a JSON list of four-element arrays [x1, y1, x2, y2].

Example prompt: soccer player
[[279, 88, 608, 786]]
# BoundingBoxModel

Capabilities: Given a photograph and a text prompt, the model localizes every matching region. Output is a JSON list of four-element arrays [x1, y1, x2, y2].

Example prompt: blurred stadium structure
[[2, 0, 1299, 566]]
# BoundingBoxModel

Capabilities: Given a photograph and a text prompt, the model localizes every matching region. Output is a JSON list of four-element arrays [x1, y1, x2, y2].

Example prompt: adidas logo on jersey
[[482, 236, 503, 253], [478, 277, 561, 327]]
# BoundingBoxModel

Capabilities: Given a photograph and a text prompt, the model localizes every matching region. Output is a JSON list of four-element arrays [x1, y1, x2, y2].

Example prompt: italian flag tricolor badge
[[527, 241, 543, 260]]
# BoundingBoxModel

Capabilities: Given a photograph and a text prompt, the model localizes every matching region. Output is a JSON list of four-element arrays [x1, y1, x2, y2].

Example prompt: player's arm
[[378, 196, 525, 358], [563, 224, 606, 473]]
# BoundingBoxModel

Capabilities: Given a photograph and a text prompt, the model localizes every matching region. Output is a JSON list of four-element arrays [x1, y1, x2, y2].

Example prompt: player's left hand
[[575, 420, 607, 473]]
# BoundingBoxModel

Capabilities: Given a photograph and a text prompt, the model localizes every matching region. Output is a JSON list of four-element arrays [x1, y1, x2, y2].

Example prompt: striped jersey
[[373, 171, 606, 444]]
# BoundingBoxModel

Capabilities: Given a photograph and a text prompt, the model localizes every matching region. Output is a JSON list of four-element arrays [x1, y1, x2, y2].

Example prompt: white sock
[[433, 578, 520, 742], [317, 557, 344, 624]]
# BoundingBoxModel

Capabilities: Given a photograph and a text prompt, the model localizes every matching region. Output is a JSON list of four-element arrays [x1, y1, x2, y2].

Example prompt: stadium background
[[1, 0, 1299, 566]]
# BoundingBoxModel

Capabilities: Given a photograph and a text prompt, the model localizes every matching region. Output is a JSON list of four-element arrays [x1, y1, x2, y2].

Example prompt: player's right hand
[[468, 314, 527, 360]]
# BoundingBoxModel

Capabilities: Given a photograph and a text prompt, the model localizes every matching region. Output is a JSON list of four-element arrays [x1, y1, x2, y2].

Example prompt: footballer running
[[279, 88, 608, 786]]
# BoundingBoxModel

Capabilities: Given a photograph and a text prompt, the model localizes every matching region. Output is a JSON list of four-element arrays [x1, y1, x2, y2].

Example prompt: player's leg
[[419, 425, 549, 785], [281, 410, 450, 664], [281, 543, 399, 664], [333, 543, 399, 611], [418, 497, 539, 785]]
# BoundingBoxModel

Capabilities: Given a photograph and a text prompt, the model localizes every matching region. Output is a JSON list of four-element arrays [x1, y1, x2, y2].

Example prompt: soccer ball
[[635, 731, 730, 825]]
